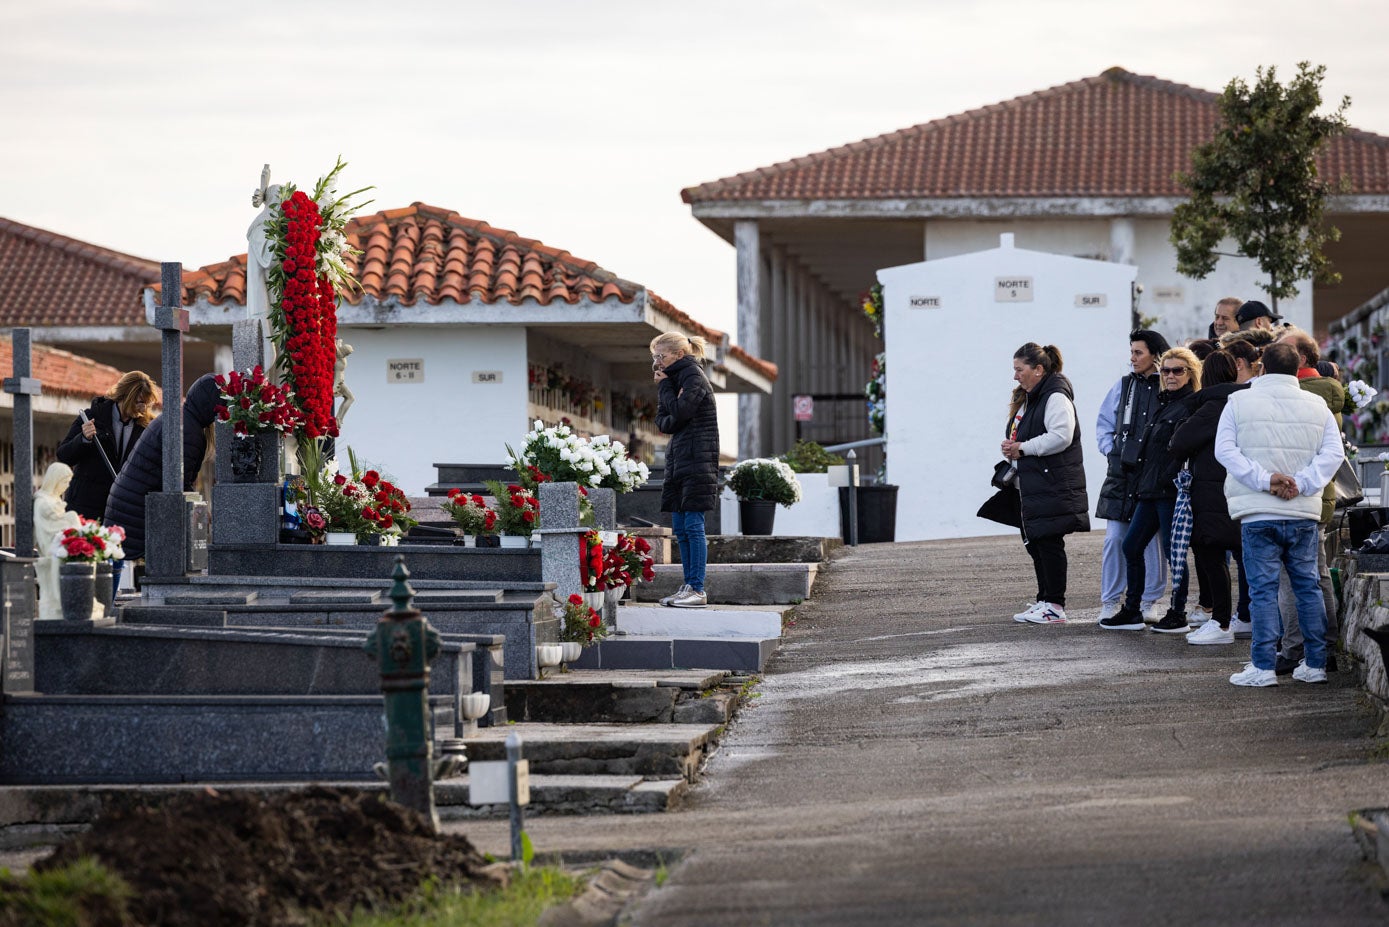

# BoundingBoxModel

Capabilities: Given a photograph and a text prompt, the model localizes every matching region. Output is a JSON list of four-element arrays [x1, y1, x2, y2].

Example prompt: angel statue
[[246, 164, 283, 324], [334, 339, 355, 426], [33, 462, 83, 621]]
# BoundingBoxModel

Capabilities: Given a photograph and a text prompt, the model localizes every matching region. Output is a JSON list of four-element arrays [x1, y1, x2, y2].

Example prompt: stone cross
[[144, 264, 194, 579], [3, 329, 42, 556]]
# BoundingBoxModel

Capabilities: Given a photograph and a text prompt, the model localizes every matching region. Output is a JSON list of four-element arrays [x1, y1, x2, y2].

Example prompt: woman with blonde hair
[[56, 371, 158, 520], [1101, 346, 1203, 632], [651, 331, 720, 608]]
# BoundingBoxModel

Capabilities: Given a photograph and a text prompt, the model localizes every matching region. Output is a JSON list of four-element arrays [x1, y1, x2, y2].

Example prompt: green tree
[[1170, 62, 1350, 314]]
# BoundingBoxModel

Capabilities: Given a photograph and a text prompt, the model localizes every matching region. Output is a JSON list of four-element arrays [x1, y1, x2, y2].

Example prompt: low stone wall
[[1334, 555, 1389, 733]]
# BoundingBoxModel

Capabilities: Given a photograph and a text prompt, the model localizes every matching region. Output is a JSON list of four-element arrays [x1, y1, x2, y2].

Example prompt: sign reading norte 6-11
[[386, 358, 424, 383]]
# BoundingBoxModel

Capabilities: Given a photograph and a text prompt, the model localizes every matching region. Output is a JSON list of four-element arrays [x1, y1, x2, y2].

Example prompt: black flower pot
[[739, 499, 777, 536], [59, 561, 96, 622]]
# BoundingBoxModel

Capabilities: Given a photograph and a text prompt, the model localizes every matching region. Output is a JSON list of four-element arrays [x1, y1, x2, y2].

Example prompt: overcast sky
[[3, 0, 1386, 342]]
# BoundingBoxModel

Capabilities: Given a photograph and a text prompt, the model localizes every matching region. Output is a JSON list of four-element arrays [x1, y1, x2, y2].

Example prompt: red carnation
[[568, 593, 584, 606]]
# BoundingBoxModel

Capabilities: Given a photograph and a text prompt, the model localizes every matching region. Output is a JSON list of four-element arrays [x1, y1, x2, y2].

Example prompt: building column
[[735, 220, 761, 459], [770, 246, 788, 454]]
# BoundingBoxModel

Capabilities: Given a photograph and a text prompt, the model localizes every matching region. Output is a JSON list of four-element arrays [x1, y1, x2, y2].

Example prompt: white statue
[[334, 339, 355, 425], [246, 164, 284, 320], [34, 462, 82, 621]]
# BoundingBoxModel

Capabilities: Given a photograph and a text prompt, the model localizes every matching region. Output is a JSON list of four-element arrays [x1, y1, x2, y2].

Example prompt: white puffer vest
[[1223, 374, 1330, 523]]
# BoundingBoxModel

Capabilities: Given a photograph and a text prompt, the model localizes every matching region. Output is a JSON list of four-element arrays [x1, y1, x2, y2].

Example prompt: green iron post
[[365, 555, 442, 832]]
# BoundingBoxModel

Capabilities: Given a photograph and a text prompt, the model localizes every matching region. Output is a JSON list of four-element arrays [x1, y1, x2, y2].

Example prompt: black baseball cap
[[1235, 300, 1281, 325]]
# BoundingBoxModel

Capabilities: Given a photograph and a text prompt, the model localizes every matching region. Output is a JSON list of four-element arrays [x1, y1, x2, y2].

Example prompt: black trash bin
[[838, 484, 899, 543]]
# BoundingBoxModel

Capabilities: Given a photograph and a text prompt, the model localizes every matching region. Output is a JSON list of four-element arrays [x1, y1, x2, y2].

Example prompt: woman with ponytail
[[1001, 343, 1090, 625], [651, 331, 720, 608]]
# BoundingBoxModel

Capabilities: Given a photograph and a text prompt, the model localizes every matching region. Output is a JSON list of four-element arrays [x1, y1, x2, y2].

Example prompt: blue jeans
[[670, 511, 707, 593], [1241, 519, 1326, 671], [1122, 499, 1188, 612]]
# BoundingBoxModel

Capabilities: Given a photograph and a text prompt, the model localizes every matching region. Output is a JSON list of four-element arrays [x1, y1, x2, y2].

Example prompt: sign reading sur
[[1075, 294, 1108, 308]]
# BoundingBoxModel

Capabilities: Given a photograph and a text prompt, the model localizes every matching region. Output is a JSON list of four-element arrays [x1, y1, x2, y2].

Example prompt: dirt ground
[[37, 786, 502, 927]]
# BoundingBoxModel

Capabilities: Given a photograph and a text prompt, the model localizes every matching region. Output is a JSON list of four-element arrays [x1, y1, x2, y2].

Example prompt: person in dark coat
[[55, 371, 158, 520], [1001, 343, 1089, 625], [104, 374, 221, 562], [1101, 347, 1201, 633], [652, 332, 719, 609], [1169, 351, 1249, 644]]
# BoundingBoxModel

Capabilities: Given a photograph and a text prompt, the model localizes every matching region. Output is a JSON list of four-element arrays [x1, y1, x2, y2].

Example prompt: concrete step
[[633, 563, 816, 605], [615, 603, 788, 638], [688, 535, 836, 564], [442, 775, 688, 818], [467, 722, 722, 781], [504, 669, 734, 724], [570, 636, 778, 673]]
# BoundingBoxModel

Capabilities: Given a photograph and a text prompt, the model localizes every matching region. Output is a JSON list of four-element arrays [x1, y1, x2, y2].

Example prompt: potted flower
[[52, 519, 123, 621], [213, 366, 304, 482], [441, 490, 497, 546], [557, 592, 609, 665], [579, 530, 606, 610], [725, 458, 802, 535], [295, 443, 416, 544], [605, 533, 655, 603], [484, 480, 539, 547]]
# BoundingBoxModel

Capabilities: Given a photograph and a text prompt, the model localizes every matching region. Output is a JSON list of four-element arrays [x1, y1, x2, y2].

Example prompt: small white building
[[158, 203, 776, 493], [879, 234, 1135, 541]]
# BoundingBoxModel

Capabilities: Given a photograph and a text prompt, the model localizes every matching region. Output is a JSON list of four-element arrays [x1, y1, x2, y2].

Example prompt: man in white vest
[[1214, 342, 1343, 687]]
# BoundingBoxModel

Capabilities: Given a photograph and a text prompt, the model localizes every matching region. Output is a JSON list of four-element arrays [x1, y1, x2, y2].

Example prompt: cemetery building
[[159, 203, 776, 494], [683, 66, 1389, 458]]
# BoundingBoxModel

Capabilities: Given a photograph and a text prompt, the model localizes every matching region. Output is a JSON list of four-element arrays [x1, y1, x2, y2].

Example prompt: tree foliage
[[1170, 62, 1350, 311]]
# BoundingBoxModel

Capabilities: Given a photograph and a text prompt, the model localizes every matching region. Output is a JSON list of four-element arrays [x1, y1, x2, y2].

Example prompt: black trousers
[[1191, 540, 1248, 627], [1023, 532, 1068, 607]]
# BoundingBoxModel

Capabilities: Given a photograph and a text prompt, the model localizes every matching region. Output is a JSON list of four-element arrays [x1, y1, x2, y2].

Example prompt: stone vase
[[94, 561, 114, 616], [58, 561, 96, 622]]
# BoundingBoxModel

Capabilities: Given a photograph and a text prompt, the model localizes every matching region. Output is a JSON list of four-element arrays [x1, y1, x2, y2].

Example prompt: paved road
[[458, 533, 1389, 925]]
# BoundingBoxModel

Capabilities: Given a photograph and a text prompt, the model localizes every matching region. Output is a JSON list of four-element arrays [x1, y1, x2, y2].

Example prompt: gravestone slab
[[288, 590, 382, 605], [213, 426, 282, 485], [144, 492, 201, 579], [1, 559, 37, 694], [211, 483, 279, 547]]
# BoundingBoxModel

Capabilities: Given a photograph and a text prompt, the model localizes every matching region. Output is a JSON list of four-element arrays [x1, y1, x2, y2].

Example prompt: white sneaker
[[1013, 602, 1043, 623], [1230, 618, 1252, 640], [1186, 619, 1235, 645], [1096, 601, 1121, 622], [1024, 603, 1067, 624], [1188, 605, 1213, 627], [1229, 663, 1277, 687], [1141, 601, 1162, 624], [1292, 660, 1327, 684], [670, 588, 708, 609]]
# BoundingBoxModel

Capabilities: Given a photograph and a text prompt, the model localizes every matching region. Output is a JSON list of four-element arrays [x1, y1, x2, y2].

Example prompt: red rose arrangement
[[442, 490, 497, 536], [53, 518, 124, 562], [558, 592, 608, 647], [580, 530, 605, 592], [484, 480, 539, 538], [612, 533, 656, 585], [213, 365, 304, 436]]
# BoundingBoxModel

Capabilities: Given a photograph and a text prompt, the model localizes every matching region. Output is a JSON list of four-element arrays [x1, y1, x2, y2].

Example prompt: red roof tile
[[0, 335, 151, 403], [682, 67, 1389, 203], [0, 217, 159, 326]]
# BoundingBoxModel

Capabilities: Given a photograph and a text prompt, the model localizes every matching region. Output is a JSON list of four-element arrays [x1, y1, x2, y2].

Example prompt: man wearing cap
[[1236, 300, 1281, 332]]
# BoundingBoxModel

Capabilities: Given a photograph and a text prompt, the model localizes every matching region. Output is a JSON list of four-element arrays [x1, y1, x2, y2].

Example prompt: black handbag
[[991, 459, 1017, 490], [1333, 457, 1364, 509], [978, 486, 1021, 528]]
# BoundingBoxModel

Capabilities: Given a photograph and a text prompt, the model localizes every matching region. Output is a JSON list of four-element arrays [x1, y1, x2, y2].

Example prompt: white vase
[[582, 590, 606, 612], [499, 534, 528, 549], [462, 534, 477, 548], [559, 642, 583, 664], [1379, 469, 1389, 504], [605, 585, 625, 607], [325, 531, 356, 546]]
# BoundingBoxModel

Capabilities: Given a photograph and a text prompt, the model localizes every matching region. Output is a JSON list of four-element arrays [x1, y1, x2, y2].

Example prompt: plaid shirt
[[1170, 469, 1193, 587]]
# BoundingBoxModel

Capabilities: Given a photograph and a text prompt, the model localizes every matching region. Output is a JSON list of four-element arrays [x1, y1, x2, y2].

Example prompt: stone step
[[504, 669, 735, 724], [615, 603, 788, 639], [570, 636, 778, 673], [207, 542, 541, 584], [633, 563, 816, 605], [467, 722, 722, 781], [441, 775, 688, 818], [690, 535, 836, 565]]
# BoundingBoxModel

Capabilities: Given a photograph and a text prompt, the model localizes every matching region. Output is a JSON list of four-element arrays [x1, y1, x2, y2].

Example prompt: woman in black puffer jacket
[[104, 374, 221, 561], [652, 332, 719, 609], [56, 371, 158, 520], [1168, 351, 1250, 644], [1101, 347, 1201, 633]]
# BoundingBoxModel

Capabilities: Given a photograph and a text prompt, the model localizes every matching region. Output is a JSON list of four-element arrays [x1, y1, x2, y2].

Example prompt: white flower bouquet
[[726, 458, 802, 507]]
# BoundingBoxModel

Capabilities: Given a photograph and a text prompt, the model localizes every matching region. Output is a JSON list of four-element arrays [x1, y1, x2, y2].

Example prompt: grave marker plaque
[[2, 564, 37, 694]]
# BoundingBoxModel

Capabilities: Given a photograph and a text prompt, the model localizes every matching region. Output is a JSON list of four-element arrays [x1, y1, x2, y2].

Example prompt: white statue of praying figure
[[33, 462, 82, 621], [246, 164, 283, 324]]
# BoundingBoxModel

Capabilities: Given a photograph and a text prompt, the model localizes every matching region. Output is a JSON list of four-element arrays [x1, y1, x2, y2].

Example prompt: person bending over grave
[[56, 371, 158, 520], [103, 374, 221, 564]]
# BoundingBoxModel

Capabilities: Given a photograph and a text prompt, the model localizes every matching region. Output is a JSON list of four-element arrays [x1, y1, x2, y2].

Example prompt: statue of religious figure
[[334, 339, 355, 425], [33, 462, 82, 621], [246, 164, 283, 324]]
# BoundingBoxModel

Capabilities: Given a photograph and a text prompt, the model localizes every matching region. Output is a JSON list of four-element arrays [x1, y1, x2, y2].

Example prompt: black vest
[[1013, 372, 1090, 539]]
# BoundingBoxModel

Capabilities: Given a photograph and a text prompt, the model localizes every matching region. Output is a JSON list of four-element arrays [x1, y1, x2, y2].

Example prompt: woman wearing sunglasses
[[1100, 346, 1203, 632]]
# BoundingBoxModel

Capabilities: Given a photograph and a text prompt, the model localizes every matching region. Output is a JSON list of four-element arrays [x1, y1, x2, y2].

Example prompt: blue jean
[[1122, 499, 1188, 612], [670, 511, 707, 592], [1241, 519, 1326, 671]]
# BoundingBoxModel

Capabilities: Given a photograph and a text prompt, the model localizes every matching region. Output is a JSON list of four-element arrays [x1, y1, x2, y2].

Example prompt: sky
[[3, 0, 1387, 347]]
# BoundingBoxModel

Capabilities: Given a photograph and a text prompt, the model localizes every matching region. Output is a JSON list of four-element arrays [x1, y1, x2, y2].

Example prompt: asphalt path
[[457, 532, 1389, 925]]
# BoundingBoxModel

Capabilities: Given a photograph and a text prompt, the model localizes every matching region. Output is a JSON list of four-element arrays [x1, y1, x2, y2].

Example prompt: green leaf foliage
[[1170, 62, 1350, 312]]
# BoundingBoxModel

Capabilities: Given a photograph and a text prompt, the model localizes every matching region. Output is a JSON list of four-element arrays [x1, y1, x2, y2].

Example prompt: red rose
[[589, 613, 602, 628], [568, 594, 584, 606], [363, 471, 380, 488], [334, 474, 347, 485]]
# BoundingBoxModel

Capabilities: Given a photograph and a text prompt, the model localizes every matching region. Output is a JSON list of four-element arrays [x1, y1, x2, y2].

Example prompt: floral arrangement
[[557, 593, 608, 647], [507, 420, 650, 493], [441, 490, 497, 536], [604, 533, 655, 590], [213, 365, 304, 436], [484, 480, 540, 537], [53, 519, 125, 562], [725, 458, 802, 507], [1347, 379, 1377, 411], [865, 352, 885, 435], [861, 282, 883, 339], [296, 443, 415, 541], [1377, 451, 1389, 472], [580, 531, 605, 592], [264, 159, 372, 438]]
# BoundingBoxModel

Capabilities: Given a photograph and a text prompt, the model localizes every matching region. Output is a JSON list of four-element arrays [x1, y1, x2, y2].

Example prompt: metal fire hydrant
[[365, 555, 442, 831]]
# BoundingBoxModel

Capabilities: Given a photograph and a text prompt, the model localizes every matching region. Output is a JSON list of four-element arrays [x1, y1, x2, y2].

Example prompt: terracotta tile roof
[[0, 335, 140, 402], [648, 291, 778, 382], [682, 67, 1389, 203], [0, 217, 158, 326]]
